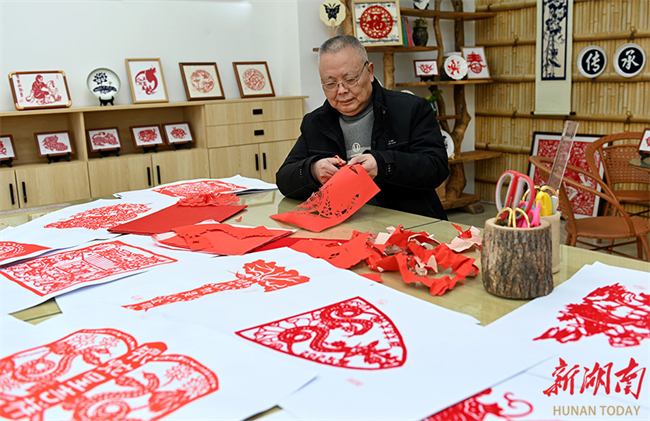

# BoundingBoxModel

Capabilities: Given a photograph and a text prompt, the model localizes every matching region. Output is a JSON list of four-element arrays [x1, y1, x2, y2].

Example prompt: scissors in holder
[[495, 171, 535, 215], [495, 207, 531, 228]]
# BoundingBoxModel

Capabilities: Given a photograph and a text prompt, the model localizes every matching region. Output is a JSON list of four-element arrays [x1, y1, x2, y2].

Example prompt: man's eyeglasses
[[321, 62, 369, 93]]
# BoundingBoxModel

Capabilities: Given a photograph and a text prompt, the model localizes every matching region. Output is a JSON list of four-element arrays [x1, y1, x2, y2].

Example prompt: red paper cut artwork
[[270, 164, 380, 232], [135, 67, 158, 95], [418, 63, 436, 75], [535, 283, 650, 347], [0, 328, 218, 421], [1, 241, 177, 296], [44, 203, 152, 230], [0, 241, 49, 263], [157, 223, 292, 255], [422, 388, 533, 421], [0, 140, 6, 155], [360, 6, 393, 39], [26, 75, 62, 105], [191, 69, 214, 94], [466, 52, 487, 74], [243, 68, 266, 91], [124, 259, 309, 311], [236, 297, 406, 370], [532, 139, 602, 217], [91, 131, 118, 147], [177, 193, 240, 207], [153, 180, 247, 199], [138, 129, 158, 143], [170, 127, 187, 139], [42, 135, 67, 152]]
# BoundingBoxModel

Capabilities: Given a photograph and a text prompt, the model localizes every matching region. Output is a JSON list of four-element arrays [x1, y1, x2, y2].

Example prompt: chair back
[[529, 155, 637, 235], [585, 132, 650, 186]]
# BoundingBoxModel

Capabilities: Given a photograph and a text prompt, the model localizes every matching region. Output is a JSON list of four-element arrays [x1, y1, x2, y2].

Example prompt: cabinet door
[[258, 140, 295, 183], [15, 162, 90, 207], [208, 145, 260, 179], [87, 155, 153, 198], [0, 169, 19, 211], [151, 149, 209, 186]]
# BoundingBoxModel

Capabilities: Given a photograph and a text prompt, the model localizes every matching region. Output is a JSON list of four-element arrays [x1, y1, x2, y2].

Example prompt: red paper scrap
[[235, 216, 243, 222], [254, 237, 347, 252], [270, 164, 380, 232], [177, 193, 240, 207], [109, 204, 246, 235], [290, 232, 370, 269], [447, 223, 482, 252]]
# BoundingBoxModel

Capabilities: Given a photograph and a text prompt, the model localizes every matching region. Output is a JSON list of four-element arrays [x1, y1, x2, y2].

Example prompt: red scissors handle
[[495, 171, 534, 213]]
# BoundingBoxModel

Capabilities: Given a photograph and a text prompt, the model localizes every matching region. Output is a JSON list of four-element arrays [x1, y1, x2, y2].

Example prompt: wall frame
[[638, 128, 650, 154], [9, 71, 72, 111], [528, 132, 605, 219], [130, 125, 164, 149], [461, 46, 490, 79], [413, 59, 438, 78], [232, 62, 275, 99], [125, 58, 169, 104], [0, 135, 17, 161], [179, 62, 225, 101], [162, 122, 194, 145], [86, 128, 122, 152], [352, 0, 402, 47], [34, 131, 74, 158]]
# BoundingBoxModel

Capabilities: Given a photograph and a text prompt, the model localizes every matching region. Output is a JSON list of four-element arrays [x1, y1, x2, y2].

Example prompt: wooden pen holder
[[481, 218, 553, 299]]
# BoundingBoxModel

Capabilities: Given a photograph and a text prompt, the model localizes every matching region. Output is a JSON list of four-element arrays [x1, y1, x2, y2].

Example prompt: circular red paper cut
[[359, 6, 393, 39]]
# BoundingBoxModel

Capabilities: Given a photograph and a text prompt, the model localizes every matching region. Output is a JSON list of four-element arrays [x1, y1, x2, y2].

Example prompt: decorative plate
[[441, 129, 454, 157], [613, 43, 645, 78], [443, 55, 468, 81], [577, 45, 607, 79], [87, 68, 121, 99]]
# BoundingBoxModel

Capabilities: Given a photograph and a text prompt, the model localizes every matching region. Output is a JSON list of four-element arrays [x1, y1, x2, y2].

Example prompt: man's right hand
[[311, 157, 347, 185]]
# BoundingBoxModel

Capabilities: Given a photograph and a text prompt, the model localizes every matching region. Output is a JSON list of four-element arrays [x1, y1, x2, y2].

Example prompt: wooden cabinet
[[0, 96, 305, 208]]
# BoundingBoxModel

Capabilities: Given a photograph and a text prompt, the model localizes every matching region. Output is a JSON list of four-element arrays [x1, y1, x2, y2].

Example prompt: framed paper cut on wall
[[528, 132, 604, 218], [352, 0, 402, 47], [130, 125, 164, 149], [413, 59, 438, 79], [638, 128, 650, 154], [0, 135, 17, 162], [125, 58, 169, 104], [179, 62, 225, 101], [461, 46, 490, 79], [86, 127, 122, 152], [232, 62, 275, 99], [34, 131, 74, 158], [9, 71, 72, 111], [162, 122, 194, 145]]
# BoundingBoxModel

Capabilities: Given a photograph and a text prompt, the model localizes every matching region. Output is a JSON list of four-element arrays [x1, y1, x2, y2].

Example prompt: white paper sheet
[[0, 304, 316, 421]]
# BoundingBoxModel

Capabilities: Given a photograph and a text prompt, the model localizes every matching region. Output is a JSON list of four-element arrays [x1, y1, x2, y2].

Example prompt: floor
[[446, 202, 649, 262]]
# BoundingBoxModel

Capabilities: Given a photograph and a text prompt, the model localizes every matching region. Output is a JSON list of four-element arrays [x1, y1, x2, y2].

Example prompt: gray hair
[[318, 35, 369, 64]]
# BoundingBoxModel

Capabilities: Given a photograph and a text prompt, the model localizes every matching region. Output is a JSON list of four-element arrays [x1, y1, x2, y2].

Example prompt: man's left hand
[[348, 153, 378, 179]]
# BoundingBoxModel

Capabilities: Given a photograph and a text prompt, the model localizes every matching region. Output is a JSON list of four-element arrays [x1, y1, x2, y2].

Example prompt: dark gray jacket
[[276, 79, 450, 219]]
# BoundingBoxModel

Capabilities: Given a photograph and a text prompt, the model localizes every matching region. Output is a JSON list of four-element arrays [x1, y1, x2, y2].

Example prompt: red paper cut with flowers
[[236, 297, 406, 370], [44, 203, 152, 230], [125, 259, 309, 311], [535, 283, 650, 347], [422, 388, 533, 421], [153, 180, 247, 198], [271, 165, 380, 232], [0, 241, 50, 263], [1, 241, 177, 296], [0, 328, 218, 421]]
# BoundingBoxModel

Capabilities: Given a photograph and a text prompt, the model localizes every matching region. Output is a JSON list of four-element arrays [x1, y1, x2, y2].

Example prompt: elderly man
[[276, 35, 449, 219]]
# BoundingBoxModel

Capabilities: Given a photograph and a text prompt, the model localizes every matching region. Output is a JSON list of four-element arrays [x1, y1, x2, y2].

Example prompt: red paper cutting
[[44, 203, 152, 230], [236, 297, 406, 370], [0, 241, 177, 296], [255, 237, 348, 252], [270, 164, 380, 232], [124, 259, 310, 311], [109, 204, 247, 235], [0, 328, 218, 421], [177, 192, 240, 206], [422, 388, 533, 421], [0, 241, 50, 264], [153, 180, 247, 198], [289, 232, 370, 269]]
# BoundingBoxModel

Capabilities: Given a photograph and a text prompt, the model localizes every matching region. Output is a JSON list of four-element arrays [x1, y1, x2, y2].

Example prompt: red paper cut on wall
[[0, 328, 218, 421], [44, 203, 152, 230], [270, 164, 380, 232], [0, 241, 50, 264], [535, 283, 650, 347], [124, 259, 310, 311], [422, 388, 533, 421], [156, 223, 293, 255], [109, 201, 247, 236], [236, 296, 406, 370], [1, 241, 177, 296], [153, 180, 247, 198]]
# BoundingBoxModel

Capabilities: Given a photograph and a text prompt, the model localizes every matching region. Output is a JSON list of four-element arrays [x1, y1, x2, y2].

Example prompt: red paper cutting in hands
[[157, 223, 293, 255], [270, 164, 380, 232], [153, 180, 247, 198], [109, 204, 247, 235]]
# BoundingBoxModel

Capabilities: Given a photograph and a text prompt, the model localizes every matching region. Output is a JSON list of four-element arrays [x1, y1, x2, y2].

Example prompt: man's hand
[[348, 154, 378, 179], [311, 157, 347, 185]]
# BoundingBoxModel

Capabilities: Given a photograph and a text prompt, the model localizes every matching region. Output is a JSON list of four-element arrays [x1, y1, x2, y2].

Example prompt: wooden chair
[[585, 132, 650, 218], [529, 155, 650, 262]]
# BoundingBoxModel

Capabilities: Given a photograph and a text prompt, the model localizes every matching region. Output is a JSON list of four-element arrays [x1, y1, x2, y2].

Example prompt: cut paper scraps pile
[[285, 225, 480, 296], [155, 223, 294, 255], [447, 223, 482, 252], [271, 164, 380, 232]]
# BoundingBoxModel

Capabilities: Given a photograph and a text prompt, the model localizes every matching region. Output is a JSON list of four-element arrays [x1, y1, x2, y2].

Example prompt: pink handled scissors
[[495, 170, 535, 214]]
